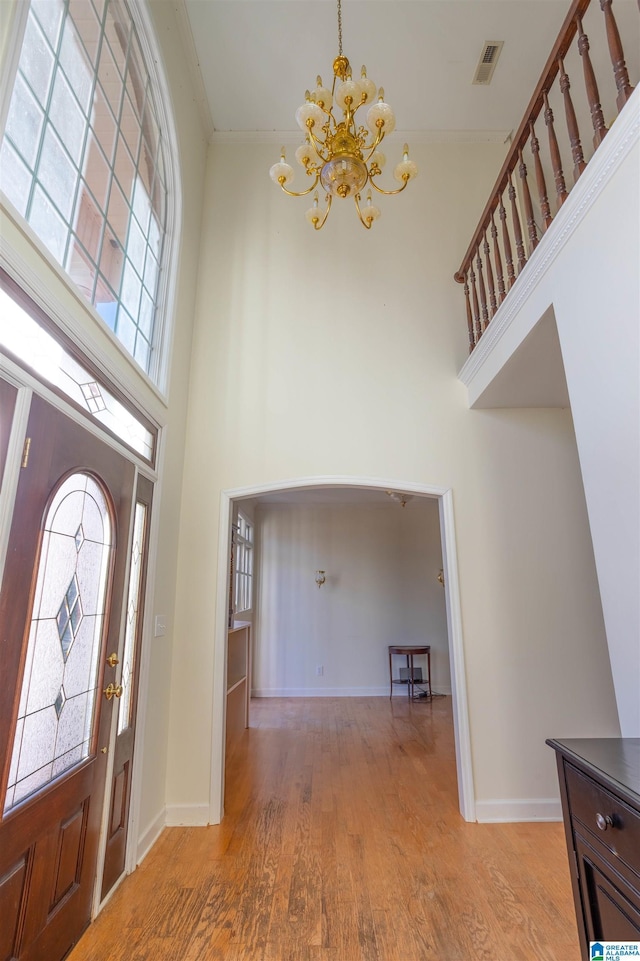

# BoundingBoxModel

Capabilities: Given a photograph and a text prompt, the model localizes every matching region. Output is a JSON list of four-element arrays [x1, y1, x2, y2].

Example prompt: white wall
[[168, 137, 620, 822], [463, 94, 640, 736], [133, 0, 208, 850], [253, 499, 449, 696]]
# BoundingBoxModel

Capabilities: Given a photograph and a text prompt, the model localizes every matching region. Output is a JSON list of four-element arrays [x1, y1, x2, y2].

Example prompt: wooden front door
[[0, 393, 134, 961]]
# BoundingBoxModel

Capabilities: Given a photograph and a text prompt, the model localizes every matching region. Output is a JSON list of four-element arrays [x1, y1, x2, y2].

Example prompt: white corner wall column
[[459, 88, 640, 737]]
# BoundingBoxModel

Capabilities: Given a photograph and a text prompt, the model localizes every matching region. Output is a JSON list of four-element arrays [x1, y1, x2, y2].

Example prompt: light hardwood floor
[[70, 697, 580, 961]]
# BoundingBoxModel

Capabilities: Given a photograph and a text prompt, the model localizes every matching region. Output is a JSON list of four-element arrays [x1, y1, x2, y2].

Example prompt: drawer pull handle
[[596, 812, 614, 831]]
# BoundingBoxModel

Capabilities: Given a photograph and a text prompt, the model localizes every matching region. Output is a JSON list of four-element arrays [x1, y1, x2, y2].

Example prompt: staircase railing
[[454, 0, 636, 353]]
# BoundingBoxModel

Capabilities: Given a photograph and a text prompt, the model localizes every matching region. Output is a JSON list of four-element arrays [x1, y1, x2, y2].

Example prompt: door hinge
[[21, 437, 32, 469]]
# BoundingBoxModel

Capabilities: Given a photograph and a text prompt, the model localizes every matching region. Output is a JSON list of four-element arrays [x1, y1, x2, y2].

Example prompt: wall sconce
[[315, 570, 326, 589], [386, 490, 413, 508]]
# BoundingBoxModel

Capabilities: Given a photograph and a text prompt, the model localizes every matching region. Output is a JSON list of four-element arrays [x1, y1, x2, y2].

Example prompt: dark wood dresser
[[547, 738, 640, 959]]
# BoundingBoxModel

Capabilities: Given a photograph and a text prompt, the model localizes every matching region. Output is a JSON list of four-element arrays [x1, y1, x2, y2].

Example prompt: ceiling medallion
[[269, 0, 418, 230]]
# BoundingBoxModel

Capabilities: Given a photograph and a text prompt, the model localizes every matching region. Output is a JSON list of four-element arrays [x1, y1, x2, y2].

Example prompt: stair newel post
[[544, 90, 568, 207], [490, 212, 506, 304], [530, 120, 553, 230], [518, 147, 539, 253], [508, 173, 527, 273], [469, 263, 482, 343], [499, 192, 516, 290], [476, 247, 489, 331], [463, 270, 475, 352], [483, 229, 498, 316], [558, 57, 587, 182], [577, 17, 608, 147], [599, 0, 635, 110]]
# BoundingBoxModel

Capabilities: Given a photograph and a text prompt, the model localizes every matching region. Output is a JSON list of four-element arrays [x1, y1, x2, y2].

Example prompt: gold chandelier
[[269, 0, 418, 230]]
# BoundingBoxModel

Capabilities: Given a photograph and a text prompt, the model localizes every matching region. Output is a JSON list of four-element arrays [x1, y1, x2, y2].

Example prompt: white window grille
[[234, 513, 253, 615], [0, 0, 169, 379]]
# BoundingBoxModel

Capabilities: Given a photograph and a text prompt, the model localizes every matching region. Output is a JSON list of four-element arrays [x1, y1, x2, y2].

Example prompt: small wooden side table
[[388, 645, 431, 700]]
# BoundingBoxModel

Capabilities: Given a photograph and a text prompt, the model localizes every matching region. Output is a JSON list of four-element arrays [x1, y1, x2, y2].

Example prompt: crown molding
[[210, 128, 512, 146]]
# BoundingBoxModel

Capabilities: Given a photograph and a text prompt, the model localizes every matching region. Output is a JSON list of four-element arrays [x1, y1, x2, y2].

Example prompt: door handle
[[104, 683, 123, 700]]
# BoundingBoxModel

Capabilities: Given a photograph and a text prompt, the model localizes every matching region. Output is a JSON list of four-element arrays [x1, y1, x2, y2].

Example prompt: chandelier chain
[[337, 0, 343, 56]]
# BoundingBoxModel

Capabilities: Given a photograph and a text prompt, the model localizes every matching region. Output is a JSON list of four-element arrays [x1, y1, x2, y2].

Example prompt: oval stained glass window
[[5, 472, 113, 812]]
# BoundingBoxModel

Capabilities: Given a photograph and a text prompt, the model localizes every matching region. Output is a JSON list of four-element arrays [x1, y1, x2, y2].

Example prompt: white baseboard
[[252, 685, 452, 698], [475, 798, 562, 823], [165, 803, 210, 826], [253, 686, 388, 697], [136, 807, 166, 864]]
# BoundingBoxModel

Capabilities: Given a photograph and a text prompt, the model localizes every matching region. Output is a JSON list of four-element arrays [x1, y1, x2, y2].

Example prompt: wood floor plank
[[69, 696, 580, 961]]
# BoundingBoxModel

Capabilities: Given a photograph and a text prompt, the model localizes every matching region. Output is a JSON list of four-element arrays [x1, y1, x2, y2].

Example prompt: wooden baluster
[[490, 212, 506, 304], [543, 91, 568, 207], [508, 174, 527, 273], [517, 148, 539, 253], [469, 265, 482, 342], [483, 231, 498, 316], [476, 250, 489, 331], [600, 0, 635, 111], [499, 196, 516, 290], [577, 17, 608, 148], [558, 57, 586, 182], [530, 120, 552, 230], [463, 271, 475, 352]]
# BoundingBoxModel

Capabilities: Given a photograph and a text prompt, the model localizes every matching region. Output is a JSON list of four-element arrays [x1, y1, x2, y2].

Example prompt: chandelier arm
[[353, 192, 374, 230], [310, 193, 333, 230], [368, 174, 410, 197], [362, 128, 386, 163], [307, 124, 330, 159], [279, 174, 321, 198]]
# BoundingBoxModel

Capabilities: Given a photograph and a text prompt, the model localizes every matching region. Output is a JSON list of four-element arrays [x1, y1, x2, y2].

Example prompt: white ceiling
[[180, 0, 574, 140], [472, 306, 571, 408]]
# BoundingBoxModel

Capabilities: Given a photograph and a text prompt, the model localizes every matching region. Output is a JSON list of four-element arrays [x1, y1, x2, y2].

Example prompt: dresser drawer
[[566, 763, 640, 874]]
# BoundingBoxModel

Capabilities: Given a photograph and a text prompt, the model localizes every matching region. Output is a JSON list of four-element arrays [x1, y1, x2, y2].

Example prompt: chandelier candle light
[[269, 0, 418, 229]]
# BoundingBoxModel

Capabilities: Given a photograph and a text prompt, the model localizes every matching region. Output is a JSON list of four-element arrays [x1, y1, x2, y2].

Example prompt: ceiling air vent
[[472, 41, 504, 85]]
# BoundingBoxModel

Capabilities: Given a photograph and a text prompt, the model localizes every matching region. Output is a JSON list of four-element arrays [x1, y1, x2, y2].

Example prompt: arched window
[[0, 0, 173, 381]]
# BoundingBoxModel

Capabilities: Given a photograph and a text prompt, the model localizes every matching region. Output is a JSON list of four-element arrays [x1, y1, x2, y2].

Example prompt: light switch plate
[[154, 615, 167, 637]]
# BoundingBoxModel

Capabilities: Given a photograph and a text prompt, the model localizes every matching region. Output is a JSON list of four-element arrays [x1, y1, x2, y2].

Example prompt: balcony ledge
[[458, 85, 639, 410]]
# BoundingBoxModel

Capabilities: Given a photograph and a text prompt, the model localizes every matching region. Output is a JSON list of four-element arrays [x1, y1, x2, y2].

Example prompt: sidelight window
[[234, 513, 254, 615]]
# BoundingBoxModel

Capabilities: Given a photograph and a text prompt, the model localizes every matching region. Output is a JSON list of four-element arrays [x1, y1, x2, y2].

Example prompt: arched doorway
[[208, 477, 475, 825]]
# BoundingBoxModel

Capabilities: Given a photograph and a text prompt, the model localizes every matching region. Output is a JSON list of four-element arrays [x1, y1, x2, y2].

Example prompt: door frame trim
[[208, 475, 476, 825]]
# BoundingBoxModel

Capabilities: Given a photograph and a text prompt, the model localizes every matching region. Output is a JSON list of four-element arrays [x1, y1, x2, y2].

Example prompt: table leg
[[389, 649, 393, 699], [426, 649, 432, 697]]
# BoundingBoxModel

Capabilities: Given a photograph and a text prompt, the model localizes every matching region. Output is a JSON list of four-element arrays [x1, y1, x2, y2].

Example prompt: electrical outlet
[[316, 665, 323, 676]]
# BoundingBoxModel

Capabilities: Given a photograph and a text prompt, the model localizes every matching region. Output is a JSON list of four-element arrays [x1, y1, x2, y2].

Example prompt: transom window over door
[[0, 0, 170, 378]]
